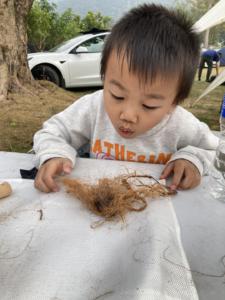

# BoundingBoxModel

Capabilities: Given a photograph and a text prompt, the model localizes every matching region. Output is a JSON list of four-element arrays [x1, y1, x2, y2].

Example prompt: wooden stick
[[0, 182, 12, 199]]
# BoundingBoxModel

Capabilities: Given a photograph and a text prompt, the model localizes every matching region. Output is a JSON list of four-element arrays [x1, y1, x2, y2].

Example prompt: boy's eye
[[110, 92, 124, 100], [142, 104, 160, 110]]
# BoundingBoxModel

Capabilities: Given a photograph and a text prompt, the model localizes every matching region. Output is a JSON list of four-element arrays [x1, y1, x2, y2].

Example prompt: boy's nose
[[120, 109, 138, 123]]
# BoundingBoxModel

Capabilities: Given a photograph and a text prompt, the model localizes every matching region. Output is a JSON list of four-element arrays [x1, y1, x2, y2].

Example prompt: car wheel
[[32, 65, 61, 86]]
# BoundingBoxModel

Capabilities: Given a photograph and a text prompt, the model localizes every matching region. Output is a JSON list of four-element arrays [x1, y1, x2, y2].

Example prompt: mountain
[[51, 0, 175, 20]]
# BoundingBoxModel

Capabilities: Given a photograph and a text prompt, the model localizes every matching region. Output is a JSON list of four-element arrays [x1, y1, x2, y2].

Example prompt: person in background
[[198, 49, 221, 82], [33, 4, 218, 193]]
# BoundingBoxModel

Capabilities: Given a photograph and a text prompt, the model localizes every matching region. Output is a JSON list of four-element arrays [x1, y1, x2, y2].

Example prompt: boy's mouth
[[118, 126, 135, 138]]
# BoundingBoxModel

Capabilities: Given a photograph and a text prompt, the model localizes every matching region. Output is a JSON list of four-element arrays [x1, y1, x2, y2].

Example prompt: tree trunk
[[203, 0, 216, 49], [0, 0, 34, 101], [204, 28, 210, 48]]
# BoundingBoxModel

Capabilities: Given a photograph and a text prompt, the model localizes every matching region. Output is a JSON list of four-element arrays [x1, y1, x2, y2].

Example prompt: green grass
[[183, 76, 225, 130]]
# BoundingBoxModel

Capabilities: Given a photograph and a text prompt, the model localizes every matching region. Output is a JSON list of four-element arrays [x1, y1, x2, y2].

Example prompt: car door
[[67, 35, 107, 87]]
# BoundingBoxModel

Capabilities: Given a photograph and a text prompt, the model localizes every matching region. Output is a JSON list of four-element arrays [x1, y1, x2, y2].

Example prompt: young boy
[[33, 4, 218, 193]]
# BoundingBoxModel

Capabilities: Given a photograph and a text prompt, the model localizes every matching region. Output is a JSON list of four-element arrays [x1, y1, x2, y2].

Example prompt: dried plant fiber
[[63, 174, 176, 222]]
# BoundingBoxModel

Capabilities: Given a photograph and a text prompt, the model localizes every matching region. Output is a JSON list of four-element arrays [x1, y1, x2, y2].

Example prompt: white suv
[[28, 31, 110, 88]]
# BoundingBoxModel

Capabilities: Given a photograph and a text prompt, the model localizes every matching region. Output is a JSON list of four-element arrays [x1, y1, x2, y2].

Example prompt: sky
[[50, 0, 176, 20]]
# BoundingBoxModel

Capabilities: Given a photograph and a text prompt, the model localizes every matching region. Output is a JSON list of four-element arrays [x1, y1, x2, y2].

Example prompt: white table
[[0, 151, 225, 300]]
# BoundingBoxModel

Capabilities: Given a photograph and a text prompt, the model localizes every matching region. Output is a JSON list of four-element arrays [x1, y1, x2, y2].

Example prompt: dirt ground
[[0, 81, 97, 152], [0, 76, 224, 153]]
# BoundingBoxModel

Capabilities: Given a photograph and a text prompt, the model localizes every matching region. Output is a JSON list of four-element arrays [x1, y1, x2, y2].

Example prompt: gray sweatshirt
[[33, 90, 218, 175]]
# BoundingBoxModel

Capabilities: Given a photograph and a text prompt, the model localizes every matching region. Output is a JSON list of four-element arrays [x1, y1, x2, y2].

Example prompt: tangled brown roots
[[63, 174, 176, 222]]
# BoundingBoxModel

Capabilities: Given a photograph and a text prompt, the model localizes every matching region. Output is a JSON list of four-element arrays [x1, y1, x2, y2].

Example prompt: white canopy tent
[[194, 0, 225, 32], [193, 0, 225, 105]]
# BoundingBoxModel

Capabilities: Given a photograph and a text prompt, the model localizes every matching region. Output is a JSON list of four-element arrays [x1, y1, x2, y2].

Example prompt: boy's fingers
[[34, 158, 73, 193], [35, 177, 51, 193], [35, 168, 52, 193], [178, 175, 191, 190], [43, 164, 61, 192], [170, 164, 185, 190], [160, 162, 174, 179], [43, 174, 59, 192], [35, 163, 60, 192], [62, 159, 73, 174], [178, 169, 201, 190], [41, 159, 72, 191]]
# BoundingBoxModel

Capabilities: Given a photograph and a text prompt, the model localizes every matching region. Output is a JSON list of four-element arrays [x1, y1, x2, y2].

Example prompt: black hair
[[101, 4, 200, 103]]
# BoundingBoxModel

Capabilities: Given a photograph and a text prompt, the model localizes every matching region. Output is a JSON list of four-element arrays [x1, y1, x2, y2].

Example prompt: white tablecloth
[[0, 152, 225, 300], [0, 156, 198, 300]]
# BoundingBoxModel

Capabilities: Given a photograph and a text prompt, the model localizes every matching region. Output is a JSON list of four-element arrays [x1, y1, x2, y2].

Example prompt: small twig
[[90, 219, 105, 228], [125, 174, 176, 194], [37, 209, 43, 220], [93, 290, 114, 300], [126, 174, 158, 181]]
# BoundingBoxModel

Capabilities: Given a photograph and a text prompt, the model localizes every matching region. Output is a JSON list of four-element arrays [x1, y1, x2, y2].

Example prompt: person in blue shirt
[[198, 49, 221, 82]]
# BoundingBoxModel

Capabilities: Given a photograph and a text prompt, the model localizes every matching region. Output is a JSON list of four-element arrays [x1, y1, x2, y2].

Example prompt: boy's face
[[103, 51, 178, 139]]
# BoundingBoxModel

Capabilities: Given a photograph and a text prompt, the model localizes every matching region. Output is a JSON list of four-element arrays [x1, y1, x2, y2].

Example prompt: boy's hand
[[34, 157, 73, 193], [160, 159, 201, 190]]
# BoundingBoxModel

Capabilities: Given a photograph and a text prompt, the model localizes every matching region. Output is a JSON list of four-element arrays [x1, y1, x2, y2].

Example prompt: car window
[[49, 35, 90, 53], [78, 36, 106, 53]]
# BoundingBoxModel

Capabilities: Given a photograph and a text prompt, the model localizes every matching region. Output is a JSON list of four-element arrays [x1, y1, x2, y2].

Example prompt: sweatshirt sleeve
[[168, 120, 219, 175], [33, 93, 96, 168]]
